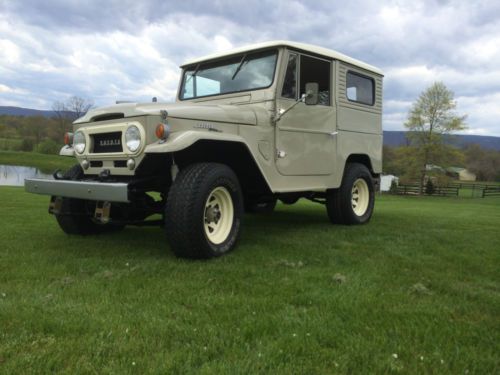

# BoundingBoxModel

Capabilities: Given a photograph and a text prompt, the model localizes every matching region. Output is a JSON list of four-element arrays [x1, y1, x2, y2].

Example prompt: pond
[[0, 165, 53, 186]]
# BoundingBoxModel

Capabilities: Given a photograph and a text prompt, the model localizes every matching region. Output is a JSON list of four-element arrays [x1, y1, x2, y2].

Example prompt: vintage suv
[[25, 41, 383, 259]]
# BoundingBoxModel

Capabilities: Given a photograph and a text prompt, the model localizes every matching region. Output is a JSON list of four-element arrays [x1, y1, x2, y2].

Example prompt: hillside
[[383, 131, 500, 150], [0, 106, 56, 118]]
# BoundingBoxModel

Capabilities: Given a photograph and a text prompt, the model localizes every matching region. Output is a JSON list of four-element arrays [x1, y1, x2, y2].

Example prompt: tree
[[65, 96, 94, 121], [405, 82, 467, 193], [52, 100, 71, 135], [52, 96, 94, 135]]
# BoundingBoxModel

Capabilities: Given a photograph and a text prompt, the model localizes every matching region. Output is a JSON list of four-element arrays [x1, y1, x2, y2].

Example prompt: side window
[[300, 55, 331, 106], [281, 54, 297, 99], [281, 53, 330, 105], [346, 71, 374, 105]]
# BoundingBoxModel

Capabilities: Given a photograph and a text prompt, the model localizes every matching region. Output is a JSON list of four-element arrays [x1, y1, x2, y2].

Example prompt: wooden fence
[[448, 182, 497, 190], [395, 184, 459, 197], [392, 183, 500, 198], [482, 186, 500, 197]]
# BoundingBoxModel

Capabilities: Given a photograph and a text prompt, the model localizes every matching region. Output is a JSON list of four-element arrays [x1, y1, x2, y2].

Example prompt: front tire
[[326, 163, 375, 225], [165, 163, 243, 259], [54, 165, 123, 235]]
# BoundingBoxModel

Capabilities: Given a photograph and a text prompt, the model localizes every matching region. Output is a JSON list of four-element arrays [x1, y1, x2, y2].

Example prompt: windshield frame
[[178, 48, 279, 101]]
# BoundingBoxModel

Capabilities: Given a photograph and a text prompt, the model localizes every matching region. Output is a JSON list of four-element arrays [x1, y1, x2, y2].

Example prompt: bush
[[37, 139, 60, 154], [425, 179, 435, 195], [20, 138, 34, 152], [389, 179, 399, 194], [0, 138, 22, 151]]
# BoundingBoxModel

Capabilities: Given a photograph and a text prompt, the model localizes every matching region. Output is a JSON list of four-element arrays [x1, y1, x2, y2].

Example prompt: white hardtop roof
[[181, 40, 383, 75]]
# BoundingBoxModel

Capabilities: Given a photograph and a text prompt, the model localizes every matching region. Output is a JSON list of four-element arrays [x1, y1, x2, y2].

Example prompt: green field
[[0, 150, 74, 173], [0, 187, 498, 374]]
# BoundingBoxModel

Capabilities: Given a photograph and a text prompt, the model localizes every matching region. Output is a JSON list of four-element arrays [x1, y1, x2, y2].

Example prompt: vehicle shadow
[[50, 203, 334, 260]]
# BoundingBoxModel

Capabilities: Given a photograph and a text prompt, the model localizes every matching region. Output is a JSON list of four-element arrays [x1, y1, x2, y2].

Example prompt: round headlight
[[73, 131, 86, 154], [125, 125, 141, 152]]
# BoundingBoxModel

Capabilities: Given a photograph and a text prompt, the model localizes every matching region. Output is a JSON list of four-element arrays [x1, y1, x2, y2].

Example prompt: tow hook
[[49, 196, 63, 215], [94, 201, 111, 223], [53, 170, 64, 180]]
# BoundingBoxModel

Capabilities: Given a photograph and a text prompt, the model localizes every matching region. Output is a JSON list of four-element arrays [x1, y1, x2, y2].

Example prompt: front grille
[[92, 132, 122, 153]]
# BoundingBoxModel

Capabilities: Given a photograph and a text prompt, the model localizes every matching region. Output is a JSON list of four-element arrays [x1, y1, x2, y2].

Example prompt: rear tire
[[325, 189, 343, 224], [165, 163, 243, 259], [326, 163, 375, 225]]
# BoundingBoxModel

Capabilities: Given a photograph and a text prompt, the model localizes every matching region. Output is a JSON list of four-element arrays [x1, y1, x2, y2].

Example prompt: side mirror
[[304, 82, 319, 105]]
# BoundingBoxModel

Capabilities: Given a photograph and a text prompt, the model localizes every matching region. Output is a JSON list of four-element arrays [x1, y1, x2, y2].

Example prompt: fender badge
[[194, 123, 222, 132]]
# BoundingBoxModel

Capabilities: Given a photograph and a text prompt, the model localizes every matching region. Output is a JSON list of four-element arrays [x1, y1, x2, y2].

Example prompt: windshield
[[180, 49, 278, 100]]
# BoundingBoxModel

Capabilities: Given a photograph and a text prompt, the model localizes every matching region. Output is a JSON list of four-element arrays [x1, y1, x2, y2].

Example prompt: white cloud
[[0, 38, 20, 64], [0, 0, 499, 136], [0, 83, 12, 92]]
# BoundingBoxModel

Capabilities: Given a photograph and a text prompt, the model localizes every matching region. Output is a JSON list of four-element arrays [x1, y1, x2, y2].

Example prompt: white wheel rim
[[204, 186, 234, 245], [351, 178, 369, 216]]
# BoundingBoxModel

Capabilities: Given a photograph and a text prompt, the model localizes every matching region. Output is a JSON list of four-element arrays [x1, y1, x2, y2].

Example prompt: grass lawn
[[0, 150, 74, 173], [0, 189, 499, 374]]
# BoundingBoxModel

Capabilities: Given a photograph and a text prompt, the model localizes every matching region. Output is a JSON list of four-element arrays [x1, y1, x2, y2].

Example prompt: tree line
[[383, 143, 500, 183], [0, 96, 92, 154]]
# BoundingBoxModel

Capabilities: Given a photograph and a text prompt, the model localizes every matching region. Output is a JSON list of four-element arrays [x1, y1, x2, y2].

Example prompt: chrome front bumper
[[24, 178, 130, 202]]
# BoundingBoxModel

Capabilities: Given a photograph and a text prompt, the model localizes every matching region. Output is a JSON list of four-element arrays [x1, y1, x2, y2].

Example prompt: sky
[[1, 0, 500, 136]]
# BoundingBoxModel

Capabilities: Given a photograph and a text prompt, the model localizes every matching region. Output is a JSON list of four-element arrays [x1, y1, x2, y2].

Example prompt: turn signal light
[[155, 123, 170, 140], [64, 132, 74, 145]]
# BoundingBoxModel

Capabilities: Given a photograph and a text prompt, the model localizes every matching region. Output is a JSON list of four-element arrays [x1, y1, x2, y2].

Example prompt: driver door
[[275, 51, 336, 176]]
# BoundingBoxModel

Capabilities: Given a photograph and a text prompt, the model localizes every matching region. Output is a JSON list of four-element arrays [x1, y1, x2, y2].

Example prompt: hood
[[74, 101, 258, 125]]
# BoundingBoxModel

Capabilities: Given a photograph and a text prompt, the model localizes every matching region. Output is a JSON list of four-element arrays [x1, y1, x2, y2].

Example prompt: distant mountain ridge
[[1, 106, 499, 150], [383, 131, 500, 151], [0, 106, 57, 118]]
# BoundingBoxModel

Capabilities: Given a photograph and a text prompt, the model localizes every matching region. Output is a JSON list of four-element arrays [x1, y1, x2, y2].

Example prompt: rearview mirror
[[304, 82, 319, 105]]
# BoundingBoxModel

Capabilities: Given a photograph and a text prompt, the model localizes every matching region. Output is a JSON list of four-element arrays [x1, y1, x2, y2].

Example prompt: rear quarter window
[[346, 71, 375, 105]]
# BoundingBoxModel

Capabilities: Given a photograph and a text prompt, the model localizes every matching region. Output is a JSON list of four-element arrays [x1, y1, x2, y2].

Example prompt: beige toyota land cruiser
[[25, 40, 383, 259]]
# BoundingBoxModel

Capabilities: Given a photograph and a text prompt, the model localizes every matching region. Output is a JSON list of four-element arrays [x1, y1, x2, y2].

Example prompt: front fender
[[59, 145, 75, 157], [144, 130, 248, 153]]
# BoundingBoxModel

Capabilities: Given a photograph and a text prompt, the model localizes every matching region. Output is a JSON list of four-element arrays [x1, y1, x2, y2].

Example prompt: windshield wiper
[[231, 54, 247, 80], [184, 63, 200, 85]]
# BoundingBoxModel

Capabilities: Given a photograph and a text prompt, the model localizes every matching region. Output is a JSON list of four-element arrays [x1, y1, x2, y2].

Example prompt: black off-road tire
[[326, 163, 375, 225], [165, 163, 243, 259], [54, 165, 123, 235], [325, 189, 343, 224]]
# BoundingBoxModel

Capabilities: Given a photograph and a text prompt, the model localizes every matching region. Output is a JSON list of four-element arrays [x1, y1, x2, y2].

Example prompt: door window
[[281, 54, 297, 99], [300, 55, 330, 105], [281, 53, 331, 106]]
